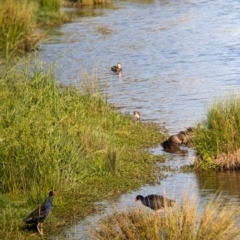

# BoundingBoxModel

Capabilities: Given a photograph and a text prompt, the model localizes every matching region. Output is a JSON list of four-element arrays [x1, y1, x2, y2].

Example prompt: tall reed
[[194, 94, 240, 170], [0, 0, 38, 60]]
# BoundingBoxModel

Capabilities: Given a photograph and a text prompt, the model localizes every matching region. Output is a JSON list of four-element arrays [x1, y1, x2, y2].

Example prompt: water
[[38, 0, 240, 238]]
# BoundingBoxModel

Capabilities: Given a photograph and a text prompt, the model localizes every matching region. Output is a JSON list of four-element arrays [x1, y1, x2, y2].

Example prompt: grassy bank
[[194, 94, 240, 170], [92, 194, 240, 240], [0, 61, 166, 239]]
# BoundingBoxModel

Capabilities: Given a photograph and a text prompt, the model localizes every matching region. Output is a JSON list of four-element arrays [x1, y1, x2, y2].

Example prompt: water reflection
[[196, 170, 240, 198]]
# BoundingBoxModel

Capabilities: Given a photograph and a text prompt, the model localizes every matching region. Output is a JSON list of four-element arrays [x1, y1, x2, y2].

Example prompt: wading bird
[[135, 194, 175, 213], [24, 190, 56, 235]]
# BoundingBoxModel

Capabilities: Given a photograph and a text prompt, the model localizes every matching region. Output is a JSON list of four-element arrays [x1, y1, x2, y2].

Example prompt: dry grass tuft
[[92, 194, 240, 240], [214, 149, 240, 169]]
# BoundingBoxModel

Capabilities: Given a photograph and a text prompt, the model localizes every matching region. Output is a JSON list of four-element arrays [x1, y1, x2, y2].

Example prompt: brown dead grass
[[91, 194, 240, 240], [214, 149, 240, 169]]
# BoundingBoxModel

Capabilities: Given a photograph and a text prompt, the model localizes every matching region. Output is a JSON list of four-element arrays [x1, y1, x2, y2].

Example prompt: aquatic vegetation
[[92, 194, 240, 240], [194, 94, 240, 170], [0, 60, 166, 239]]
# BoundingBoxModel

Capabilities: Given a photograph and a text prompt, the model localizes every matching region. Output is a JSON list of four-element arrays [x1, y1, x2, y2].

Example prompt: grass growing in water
[[194, 95, 240, 170], [92, 194, 240, 240], [0, 60, 166, 239]]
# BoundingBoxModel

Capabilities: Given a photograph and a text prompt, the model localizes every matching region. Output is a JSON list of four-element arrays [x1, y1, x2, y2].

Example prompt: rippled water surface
[[39, 0, 240, 239]]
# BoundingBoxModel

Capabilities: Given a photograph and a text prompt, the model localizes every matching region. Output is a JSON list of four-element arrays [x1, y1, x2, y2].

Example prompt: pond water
[[38, 0, 240, 239]]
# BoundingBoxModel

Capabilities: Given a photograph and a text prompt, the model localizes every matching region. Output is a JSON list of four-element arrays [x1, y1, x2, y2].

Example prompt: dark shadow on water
[[195, 170, 240, 199]]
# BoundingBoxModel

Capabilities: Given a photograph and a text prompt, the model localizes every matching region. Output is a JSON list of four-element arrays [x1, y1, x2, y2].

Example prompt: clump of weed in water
[[92, 193, 240, 240], [194, 94, 240, 170]]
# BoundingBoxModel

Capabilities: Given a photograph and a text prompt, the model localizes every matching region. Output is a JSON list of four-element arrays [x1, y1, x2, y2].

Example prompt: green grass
[[194, 94, 240, 170], [0, 60, 166, 239], [92, 193, 240, 240], [37, 0, 72, 26], [0, 0, 39, 61], [38, 0, 61, 12], [0, 0, 72, 61]]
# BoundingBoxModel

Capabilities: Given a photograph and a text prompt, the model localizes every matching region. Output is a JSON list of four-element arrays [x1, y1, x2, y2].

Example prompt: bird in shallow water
[[24, 190, 56, 235], [135, 194, 175, 213], [111, 62, 122, 73], [133, 111, 140, 121]]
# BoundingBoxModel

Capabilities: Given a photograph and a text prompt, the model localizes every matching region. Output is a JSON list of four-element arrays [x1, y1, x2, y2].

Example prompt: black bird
[[135, 194, 175, 212], [111, 62, 122, 73], [24, 190, 56, 235]]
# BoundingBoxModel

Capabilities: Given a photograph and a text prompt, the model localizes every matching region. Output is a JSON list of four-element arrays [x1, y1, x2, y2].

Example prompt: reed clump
[[92, 194, 240, 240], [0, 0, 38, 60], [194, 95, 240, 170]]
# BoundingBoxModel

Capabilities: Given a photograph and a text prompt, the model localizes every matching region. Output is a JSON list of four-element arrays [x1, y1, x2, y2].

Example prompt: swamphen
[[24, 190, 56, 235], [135, 194, 175, 213]]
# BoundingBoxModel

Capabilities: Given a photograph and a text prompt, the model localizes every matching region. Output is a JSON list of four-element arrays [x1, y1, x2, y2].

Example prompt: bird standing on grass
[[135, 194, 175, 213], [133, 111, 140, 121], [24, 190, 56, 235]]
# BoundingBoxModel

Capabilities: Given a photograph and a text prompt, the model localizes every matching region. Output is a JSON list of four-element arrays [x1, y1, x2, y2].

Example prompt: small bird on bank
[[133, 111, 140, 121], [24, 190, 56, 235], [111, 62, 122, 73], [135, 194, 175, 213]]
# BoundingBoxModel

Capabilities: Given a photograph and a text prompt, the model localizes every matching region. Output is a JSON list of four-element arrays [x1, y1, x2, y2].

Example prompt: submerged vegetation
[[0, 60, 166, 239], [92, 194, 240, 240], [194, 95, 240, 170]]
